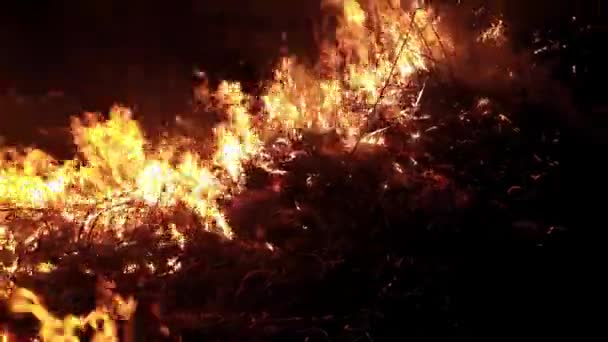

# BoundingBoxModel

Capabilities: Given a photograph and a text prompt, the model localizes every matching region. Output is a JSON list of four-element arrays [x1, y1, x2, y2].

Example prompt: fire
[[8, 287, 135, 342], [261, 0, 447, 144], [478, 18, 507, 46], [0, 106, 238, 240], [0, 1, 457, 338], [0, 0, 446, 266]]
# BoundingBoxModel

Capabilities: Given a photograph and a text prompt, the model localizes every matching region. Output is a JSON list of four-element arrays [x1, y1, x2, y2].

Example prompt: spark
[[393, 163, 404, 174], [414, 81, 426, 108]]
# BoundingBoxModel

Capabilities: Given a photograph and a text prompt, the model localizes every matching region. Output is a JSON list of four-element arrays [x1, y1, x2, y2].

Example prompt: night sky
[[0, 0, 604, 147], [0, 1, 319, 94], [0, 1, 320, 150], [0, 0, 596, 93]]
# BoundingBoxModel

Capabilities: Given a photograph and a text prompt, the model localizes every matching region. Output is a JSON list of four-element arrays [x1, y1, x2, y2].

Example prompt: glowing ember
[[478, 18, 507, 46]]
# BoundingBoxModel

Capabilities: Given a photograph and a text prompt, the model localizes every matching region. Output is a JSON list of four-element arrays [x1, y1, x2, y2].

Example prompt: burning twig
[[365, 9, 422, 132], [79, 199, 138, 242]]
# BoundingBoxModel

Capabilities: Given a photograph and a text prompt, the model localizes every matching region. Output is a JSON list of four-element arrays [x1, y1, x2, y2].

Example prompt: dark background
[[0, 0, 603, 108]]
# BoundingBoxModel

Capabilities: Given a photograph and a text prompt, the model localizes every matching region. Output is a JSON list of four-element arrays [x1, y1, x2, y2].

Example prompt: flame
[[0, 106, 238, 240], [0, 0, 448, 262], [0, 2, 454, 329], [261, 0, 447, 143], [9, 287, 135, 341], [478, 18, 507, 46], [344, 0, 366, 25], [0, 0, 448, 257]]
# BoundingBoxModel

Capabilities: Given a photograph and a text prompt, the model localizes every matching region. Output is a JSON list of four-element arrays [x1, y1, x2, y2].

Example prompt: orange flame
[[0, 2, 448, 240], [0, 2, 467, 339], [9, 287, 135, 342], [0, 1, 453, 307]]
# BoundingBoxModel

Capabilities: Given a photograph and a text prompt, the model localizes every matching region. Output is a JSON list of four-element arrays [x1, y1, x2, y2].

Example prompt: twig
[[351, 332, 375, 342], [409, 14, 458, 105], [367, 9, 421, 129], [235, 269, 273, 298], [297, 327, 331, 341], [413, 21, 436, 57], [428, 20, 456, 81], [0, 206, 39, 212], [350, 9, 422, 156], [79, 199, 137, 242]]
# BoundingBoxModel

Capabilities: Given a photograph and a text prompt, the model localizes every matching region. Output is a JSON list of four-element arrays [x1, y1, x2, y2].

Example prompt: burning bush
[[0, 1, 564, 340]]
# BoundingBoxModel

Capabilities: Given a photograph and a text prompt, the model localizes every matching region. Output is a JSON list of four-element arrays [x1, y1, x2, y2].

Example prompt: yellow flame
[[9, 287, 135, 342], [344, 0, 366, 26], [0, 1, 467, 333], [0, 105, 240, 239], [0, 2, 450, 273]]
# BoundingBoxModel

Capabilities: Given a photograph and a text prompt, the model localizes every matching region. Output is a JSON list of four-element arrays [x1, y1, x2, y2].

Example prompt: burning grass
[[0, 1, 564, 340]]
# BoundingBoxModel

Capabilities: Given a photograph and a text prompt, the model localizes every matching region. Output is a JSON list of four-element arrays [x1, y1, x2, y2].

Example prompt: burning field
[[0, 0, 569, 340]]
